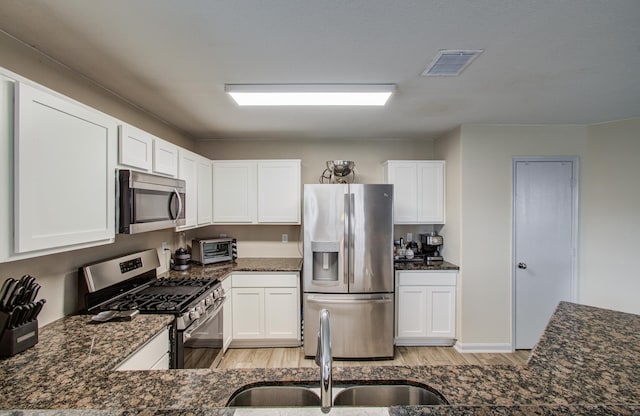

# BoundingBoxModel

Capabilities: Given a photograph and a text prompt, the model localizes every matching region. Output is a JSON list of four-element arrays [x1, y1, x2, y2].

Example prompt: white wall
[[580, 118, 640, 314], [450, 124, 588, 346], [434, 127, 462, 265]]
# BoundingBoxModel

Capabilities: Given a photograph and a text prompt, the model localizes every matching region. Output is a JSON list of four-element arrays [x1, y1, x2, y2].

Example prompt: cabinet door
[[0, 75, 15, 262], [396, 285, 428, 338], [152, 139, 178, 177], [177, 149, 198, 229], [426, 286, 456, 338], [264, 287, 299, 339], [118, 124, 152, 171], [14, 82, 116, 253], [116, 327, 169, 371], [212, 161, 257, 223], [222, 278, 233, 351], [417, 161, 445, 223], [257, 160, 301, 223], [196, 157, 213, 225], [232, 287, 264, 339], [385, 161, 418, 223]]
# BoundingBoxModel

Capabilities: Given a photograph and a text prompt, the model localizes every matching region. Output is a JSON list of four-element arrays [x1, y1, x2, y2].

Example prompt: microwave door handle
[[169, 188, 183, 221]]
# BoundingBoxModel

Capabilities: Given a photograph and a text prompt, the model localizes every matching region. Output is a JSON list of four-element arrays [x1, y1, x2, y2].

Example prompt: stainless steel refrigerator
[[303, 184, 394, 359]]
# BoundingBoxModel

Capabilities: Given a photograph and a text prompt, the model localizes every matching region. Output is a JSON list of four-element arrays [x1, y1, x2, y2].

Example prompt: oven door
[[181, 298, 226, 369]]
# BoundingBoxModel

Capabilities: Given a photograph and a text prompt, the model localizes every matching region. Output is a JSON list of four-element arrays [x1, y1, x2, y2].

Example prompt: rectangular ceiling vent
[[422, 49, 483, 76]]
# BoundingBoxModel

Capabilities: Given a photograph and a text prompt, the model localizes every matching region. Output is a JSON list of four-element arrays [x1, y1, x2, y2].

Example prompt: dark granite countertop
[[1, 302, 638, 415], [394, 260, 459, 271], [167, 257, 303, 281]]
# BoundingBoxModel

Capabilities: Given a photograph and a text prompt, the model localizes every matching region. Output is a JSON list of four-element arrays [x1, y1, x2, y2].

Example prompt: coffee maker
[[420, 232, 443, 263]]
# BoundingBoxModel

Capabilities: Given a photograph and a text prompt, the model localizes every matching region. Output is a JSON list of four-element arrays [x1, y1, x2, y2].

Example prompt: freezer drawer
[[303, 293, 394, 359]]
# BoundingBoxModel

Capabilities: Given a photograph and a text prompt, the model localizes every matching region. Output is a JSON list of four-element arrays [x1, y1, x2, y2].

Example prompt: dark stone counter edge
[[1, 404, 639, 415], [394, 260, 459, 270]]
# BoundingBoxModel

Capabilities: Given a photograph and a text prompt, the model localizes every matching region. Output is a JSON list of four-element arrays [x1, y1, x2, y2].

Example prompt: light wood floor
[[218, 346, 530, 370]]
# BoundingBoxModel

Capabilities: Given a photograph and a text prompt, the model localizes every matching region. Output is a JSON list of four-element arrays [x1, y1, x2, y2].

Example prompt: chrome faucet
[[315, 309, 332, 413]]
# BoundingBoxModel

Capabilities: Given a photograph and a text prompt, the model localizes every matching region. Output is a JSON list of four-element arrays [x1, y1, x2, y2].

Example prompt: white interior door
[[513, 158, 577, 349]]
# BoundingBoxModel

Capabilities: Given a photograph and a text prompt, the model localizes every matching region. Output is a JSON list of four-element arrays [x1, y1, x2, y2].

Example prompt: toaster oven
[[191, 238, 237, 265]]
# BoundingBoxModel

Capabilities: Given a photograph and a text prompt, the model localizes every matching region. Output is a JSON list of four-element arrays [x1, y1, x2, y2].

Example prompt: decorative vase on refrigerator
[[303, 184, 394, 358]]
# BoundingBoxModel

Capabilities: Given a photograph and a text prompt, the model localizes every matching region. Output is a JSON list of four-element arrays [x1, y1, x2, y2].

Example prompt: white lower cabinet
[[116, 326, 170, 371], [222, 277, 233, 352], [232, 287, 265, 339], [231, 272, 300, 347], [395, 271, 457, 345], [264, 287, 299, 339]]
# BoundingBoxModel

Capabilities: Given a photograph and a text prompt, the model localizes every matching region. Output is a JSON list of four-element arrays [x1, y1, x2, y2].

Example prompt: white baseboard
[[454, 341, 513, 353]]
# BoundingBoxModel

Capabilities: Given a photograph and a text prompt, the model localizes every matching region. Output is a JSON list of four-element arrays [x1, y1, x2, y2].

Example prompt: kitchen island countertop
[[1, 301, 638, 414]]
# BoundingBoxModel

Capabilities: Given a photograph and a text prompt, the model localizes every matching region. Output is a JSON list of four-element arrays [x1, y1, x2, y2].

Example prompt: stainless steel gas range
[[80, 249, 226, 369]]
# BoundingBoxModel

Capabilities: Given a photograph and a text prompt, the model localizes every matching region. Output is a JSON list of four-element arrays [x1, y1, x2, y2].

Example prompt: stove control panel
[[119, 257, 143, 274]]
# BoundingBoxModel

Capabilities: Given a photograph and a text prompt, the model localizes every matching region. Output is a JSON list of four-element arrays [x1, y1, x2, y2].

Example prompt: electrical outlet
[[407, 233, 413, 242], [161, 241, 168, 252], [282, 234, 288, 243], [220, 233, 227, 237]]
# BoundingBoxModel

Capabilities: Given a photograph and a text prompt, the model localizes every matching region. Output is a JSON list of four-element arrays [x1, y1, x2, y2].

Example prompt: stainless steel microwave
[[118, 169, 186, 234], [191, 238, 237, 265]]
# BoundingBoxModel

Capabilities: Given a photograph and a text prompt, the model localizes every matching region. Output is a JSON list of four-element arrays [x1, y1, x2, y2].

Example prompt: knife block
[[0, 315, 38, 358]]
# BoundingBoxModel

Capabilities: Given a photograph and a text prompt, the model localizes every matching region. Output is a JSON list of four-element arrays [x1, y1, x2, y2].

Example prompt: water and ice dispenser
[[311, 241, 339, 282]]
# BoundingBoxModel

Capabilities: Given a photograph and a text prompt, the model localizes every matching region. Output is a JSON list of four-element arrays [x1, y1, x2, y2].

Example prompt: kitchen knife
[[31, 299, 46, 322], [19, 275, 36, 303], [28, 283, 41, 303], [1, 279, 19, 310], [0, 278, 15, 306], [7, 286, 24, 310], [7, 306, 25, 329]]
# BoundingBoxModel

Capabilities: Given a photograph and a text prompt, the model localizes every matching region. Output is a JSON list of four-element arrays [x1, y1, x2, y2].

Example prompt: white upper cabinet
[[384, 160, 445, 224], [212, 161, 257, 223], [417, 161, 445, 223], [178, 151, 213, 229], [118, 124, 153, 171], [212, 159, 301, 224], [152, 138, 178, 177], [257, 160, 301, 223], [177, 149, 198, 229], [196, 156, 213, 225], [14, 81, 117, 253]]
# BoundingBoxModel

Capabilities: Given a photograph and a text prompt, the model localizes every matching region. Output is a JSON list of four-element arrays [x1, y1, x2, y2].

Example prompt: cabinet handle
[[517, 262, 527, 270]]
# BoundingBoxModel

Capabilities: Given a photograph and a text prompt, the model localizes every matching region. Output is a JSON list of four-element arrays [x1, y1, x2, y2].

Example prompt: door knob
[[518, 262, 527, 269]]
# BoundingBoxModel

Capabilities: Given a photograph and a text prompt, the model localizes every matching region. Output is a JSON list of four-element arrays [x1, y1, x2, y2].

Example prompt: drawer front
[[397, 271, 457, 286], [232, 272, 299, 288]]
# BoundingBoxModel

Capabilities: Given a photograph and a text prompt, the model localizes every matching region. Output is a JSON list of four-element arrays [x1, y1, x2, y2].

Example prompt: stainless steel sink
[[226, 385, 321, 407], [226, 382, 448, 407], [333, 384, 448, 406]]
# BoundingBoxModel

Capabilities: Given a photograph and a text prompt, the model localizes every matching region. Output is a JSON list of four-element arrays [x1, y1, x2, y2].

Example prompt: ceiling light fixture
[[225, 84, 396, 106]]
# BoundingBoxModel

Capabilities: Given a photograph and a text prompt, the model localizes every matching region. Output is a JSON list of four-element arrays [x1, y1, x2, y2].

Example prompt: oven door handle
[[182, 297, 226, 340]]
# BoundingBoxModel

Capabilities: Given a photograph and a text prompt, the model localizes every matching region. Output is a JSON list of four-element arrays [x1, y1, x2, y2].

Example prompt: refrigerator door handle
[[307, 296, 393, 304], [349, 192, 355, 285], [343, 192, 350, 286]]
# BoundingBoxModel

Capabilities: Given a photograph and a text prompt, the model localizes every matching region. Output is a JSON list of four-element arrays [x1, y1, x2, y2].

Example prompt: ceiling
[[1, 0, 639, 141]]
